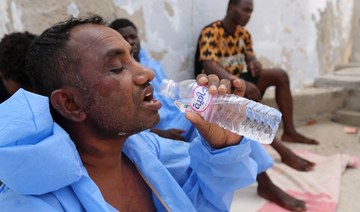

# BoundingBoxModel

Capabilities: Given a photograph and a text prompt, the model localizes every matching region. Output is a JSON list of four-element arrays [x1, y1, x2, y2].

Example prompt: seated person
[[111, 18, 309, 211], [0, 15, 258, 211], [0, 81, 9, 104], [195, 0, 319, 145], [0, 31, 36, 103], [109, 18, 197, 142]]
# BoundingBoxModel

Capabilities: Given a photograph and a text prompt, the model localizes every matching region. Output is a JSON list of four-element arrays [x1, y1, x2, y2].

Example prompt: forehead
[[116, 26, 137, 36], [67, 24, 130, 56]]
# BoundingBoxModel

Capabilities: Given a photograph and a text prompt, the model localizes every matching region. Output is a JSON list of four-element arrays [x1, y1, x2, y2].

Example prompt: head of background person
[[226, 0, 254, 27], [0, 31, 36, 95], [109, 18, 141, 62], [25, 15, 159, 138]]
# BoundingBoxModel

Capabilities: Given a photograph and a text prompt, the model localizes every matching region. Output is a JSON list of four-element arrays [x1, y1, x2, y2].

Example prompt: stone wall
[[0, 0, 356, 89]]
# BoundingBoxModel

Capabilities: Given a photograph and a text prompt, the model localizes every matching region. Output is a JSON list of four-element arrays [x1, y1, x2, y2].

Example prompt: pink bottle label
[[190, 85, 213, 112]]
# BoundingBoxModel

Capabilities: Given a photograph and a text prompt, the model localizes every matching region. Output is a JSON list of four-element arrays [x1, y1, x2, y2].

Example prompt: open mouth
[[143, 90, 155, 103], [142, 85, 161, 111]]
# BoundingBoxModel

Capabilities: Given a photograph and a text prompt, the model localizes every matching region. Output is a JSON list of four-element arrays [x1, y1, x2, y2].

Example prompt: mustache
[[142, 81, 151, 88]]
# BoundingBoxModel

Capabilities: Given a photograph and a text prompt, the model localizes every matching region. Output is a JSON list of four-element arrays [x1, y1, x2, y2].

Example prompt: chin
[[149, 113, 161, 127], [135, 113, 160, 133], [239, 22, 247, 27]]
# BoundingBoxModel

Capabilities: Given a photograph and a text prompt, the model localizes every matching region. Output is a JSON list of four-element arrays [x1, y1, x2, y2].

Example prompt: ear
[[50, 89, 87, 122], [227, 3, 235, 12]]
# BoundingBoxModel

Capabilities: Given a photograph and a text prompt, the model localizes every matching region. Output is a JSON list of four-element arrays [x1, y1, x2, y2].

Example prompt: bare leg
[[257, 68, 319, 144], [257, 172, 307, 211], [271, 138, 315, 171]]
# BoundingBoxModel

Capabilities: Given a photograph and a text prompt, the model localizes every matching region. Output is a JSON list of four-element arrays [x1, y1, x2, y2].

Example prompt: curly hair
[[0, 32, 36, 88], [25, 15, 107, 97]]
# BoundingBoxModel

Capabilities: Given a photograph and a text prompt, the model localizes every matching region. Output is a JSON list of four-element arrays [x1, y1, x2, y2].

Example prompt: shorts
[[239, 72, 260, 85]]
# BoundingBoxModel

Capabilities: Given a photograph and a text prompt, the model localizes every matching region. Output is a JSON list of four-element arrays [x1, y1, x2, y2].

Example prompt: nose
[[126, 37, 137, 47], [133, 61, 155, 85], [246, 12, 252, 19]]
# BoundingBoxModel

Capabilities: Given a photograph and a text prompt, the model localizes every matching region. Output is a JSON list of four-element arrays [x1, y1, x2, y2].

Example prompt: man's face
[[116, 26, 141, 62], [231, 0, 254, 27], [66, 24, 161, 137]]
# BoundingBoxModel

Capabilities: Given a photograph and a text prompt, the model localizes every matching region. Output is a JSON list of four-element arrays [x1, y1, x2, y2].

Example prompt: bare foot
[[272, 139, 315, 171], [257, 173, 307, 212], [282, 131, 319, 145], [281, 150, 315, 171]]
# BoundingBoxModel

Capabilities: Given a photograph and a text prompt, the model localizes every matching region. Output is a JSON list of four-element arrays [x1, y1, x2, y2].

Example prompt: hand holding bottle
[[160, 74, 282, 145], [185, 74, 243, 149]]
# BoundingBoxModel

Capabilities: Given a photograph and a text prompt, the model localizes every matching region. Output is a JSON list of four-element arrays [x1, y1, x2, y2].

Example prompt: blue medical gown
[[0, 89, 258, 211]]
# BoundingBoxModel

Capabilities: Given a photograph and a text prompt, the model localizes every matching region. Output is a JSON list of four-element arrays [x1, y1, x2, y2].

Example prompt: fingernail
[[219, 84, 226, 90]]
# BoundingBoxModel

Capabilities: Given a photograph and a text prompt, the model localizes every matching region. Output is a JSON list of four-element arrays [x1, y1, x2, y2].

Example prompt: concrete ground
[[231, 120, 359, 211], [281, 120, 360, 212]]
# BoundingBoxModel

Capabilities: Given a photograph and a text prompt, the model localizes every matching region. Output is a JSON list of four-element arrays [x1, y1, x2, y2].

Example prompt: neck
[[65, 124, 156, 211], [222, 16, 237, 34], [79, 138, 126, 170], [68, 124, 128, 169]]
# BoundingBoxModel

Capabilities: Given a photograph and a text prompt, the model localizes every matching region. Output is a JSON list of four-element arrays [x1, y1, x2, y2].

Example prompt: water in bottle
[[160, 79, 282, 144]]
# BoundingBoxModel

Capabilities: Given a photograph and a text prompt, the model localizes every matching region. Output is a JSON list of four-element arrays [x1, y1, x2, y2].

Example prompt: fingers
[[207, 74, 220, 95], [162, 129, 187, 141], [173, 134, 187, 141], [244, 82, 262, 101], [254, 89, 262, 101], [196, 74, 230, 96], [249, 66, 256, 77], [250, 91, 261, 102], [232, 79, 246, 97], [248, 92, 261, 102], [195, 74, 246, 98], [195, 74, 208, 85], [219, 79, 231, 95], [173, 129, 185, 134]]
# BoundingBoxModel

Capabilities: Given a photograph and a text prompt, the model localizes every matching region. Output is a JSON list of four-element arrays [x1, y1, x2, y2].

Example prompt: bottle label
[[190, 85, 213, 112]]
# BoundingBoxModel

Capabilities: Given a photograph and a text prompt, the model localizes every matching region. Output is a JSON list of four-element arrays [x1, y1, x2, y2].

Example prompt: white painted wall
[[0, 0, 356, 89]]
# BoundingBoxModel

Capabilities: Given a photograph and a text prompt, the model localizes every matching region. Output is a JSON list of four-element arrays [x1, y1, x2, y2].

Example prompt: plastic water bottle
[[160, 79, 282, 144]]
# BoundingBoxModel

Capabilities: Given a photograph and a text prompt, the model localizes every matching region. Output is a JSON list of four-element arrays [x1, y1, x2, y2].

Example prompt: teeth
[[145, 92, 151, 97]]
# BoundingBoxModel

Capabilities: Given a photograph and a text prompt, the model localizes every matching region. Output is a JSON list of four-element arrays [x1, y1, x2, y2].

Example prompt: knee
[[275, 68, 289, 84]]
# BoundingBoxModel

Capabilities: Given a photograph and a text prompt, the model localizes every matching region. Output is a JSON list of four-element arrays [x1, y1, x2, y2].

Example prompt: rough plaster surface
[[351, 0, 360, 62], [0, 0, 10, 38], [0, 0, 357, 89]]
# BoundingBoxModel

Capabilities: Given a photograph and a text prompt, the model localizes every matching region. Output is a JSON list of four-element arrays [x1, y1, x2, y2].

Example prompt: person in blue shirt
[[0, 31, 36, 103], [0, 15, 258, 211], [110, 18, 310, 212]]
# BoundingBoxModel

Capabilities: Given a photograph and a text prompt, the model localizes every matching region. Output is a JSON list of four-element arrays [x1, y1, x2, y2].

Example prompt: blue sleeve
[[0, 188, 65, 211], [144, 134, 258, 212], [249, 141, 274, 174], [183, 137, 258, 211]]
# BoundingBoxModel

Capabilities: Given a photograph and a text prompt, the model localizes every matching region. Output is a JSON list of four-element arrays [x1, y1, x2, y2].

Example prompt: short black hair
[[25, 15, 106, 97], [109, 18, 137, 32], [228, 0, 240, 7], [0, 31, 36, 87]]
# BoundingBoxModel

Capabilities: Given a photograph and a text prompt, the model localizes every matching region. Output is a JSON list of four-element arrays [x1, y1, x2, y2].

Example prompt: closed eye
[[110, 64, 127, 74]]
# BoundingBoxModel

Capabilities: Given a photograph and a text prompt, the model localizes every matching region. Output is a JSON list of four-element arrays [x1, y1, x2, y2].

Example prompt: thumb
[[185, 111, 207, 130], [185, 111, 213, 138]]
